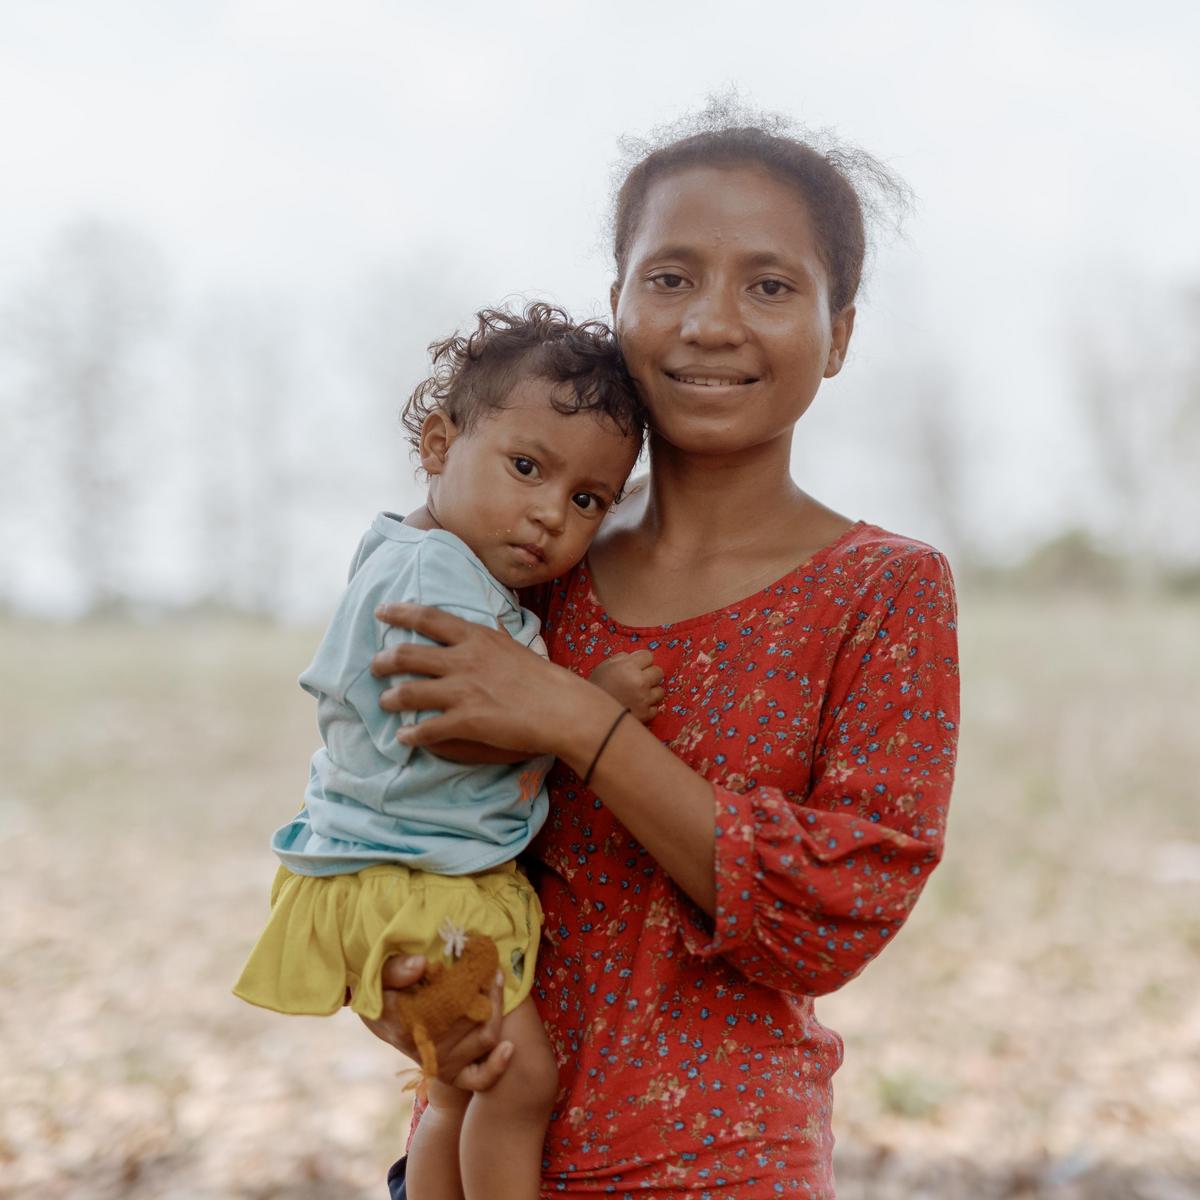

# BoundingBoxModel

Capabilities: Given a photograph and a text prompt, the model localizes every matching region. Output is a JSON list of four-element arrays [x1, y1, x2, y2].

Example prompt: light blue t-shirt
[[271, 514, 552, 877]]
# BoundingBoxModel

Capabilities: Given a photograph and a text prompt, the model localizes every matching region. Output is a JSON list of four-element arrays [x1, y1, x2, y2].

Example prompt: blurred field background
[[2, 592, 1197, 1199], [4, 3, 1200, 1197]]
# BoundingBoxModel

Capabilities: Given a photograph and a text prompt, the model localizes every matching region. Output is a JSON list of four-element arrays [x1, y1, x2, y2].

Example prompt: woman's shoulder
[[809, 522, 956, 623], [830, 522, 953, 579], [813, 525, 959, 654]]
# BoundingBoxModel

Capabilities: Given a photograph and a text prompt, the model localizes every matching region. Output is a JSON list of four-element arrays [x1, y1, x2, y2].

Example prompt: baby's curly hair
[[401, 302, 645, 452]]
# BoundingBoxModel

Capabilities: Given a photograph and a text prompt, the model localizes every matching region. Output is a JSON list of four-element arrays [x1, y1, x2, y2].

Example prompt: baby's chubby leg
[[406, 1078, 470, 1200], [459, 997, 557, 1200]]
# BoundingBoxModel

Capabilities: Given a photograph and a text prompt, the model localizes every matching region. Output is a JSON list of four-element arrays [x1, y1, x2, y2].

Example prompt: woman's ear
[[610, 281, 621, 322], [419, 410, 459, 475], [823, 305, 857, 378]]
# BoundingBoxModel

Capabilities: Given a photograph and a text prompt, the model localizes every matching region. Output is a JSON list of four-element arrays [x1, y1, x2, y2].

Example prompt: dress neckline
[[578, 519, 872, 636]]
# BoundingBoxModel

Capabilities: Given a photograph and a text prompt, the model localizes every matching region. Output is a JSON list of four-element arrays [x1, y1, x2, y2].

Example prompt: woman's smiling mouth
[[665, 370, 758, 387]]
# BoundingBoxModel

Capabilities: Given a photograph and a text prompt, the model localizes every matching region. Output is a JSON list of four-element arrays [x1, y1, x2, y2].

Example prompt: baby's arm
[[589, 649, 665, 723]]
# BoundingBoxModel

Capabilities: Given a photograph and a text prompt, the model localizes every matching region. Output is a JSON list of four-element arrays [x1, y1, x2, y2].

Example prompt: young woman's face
[[611, 164, 854, 459]]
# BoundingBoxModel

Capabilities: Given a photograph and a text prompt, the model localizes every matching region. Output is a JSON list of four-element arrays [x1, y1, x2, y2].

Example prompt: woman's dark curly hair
[[611, 93, 911, 314], [401, 301, 645, 453]]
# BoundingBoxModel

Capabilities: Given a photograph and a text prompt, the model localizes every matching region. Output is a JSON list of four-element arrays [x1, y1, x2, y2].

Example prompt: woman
[[366, 112, 959, 1198]]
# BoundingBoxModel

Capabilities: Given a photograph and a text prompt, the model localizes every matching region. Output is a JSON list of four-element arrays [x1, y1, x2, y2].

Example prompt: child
[[234, 303, 661, 1200]]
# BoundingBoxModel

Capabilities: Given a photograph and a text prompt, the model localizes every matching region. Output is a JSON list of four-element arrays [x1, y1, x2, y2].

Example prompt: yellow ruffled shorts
[[233, 860, 541, 1020]]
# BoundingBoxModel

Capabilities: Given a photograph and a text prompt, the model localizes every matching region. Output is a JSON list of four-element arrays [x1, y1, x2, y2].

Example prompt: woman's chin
[[650, 420, 778, 461]]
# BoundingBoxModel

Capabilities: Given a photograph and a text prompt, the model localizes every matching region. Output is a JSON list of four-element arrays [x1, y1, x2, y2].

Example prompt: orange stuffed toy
[[391, 925, 500, 1078]]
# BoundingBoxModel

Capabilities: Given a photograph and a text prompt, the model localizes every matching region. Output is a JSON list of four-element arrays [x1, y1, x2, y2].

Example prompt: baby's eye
[[512, 456, 536, 476], [650, 272, 687, 290], [571, 492, 605, 513], [754, 278, 792, 297]]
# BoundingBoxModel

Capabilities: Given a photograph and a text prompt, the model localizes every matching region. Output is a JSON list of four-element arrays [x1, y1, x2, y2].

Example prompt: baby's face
[[425, 377, 640, 588]]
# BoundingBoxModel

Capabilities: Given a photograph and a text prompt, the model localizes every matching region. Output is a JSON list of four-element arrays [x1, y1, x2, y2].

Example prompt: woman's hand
[[371, 603, 600, 758], [360, 954, 513, 1091], [373, 604, 718, 914]]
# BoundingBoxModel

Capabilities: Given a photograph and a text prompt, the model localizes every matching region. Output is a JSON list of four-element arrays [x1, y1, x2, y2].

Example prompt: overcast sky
[[3, 0, 1198, 611]]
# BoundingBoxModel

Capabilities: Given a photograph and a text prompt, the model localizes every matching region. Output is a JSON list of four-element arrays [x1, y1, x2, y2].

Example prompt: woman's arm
[[426, 740, 529, 765], [372, 547, 958, 997], [668, 551, 960, 995], [431, 652, 664, 762], [370, 604, 720, 914]]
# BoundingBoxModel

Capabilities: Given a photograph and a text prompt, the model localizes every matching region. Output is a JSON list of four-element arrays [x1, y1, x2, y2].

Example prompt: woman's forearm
[[551, 678, 717, 916], [428, 739, 530, 765], [369, 603, 716, 913]]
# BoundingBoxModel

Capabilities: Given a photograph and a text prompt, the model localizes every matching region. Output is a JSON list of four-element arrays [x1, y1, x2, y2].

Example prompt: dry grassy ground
[[1, 595, 1197, 1199]]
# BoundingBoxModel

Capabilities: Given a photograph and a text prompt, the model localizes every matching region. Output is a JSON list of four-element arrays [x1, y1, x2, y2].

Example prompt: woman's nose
[[679, 286, 747, 348]]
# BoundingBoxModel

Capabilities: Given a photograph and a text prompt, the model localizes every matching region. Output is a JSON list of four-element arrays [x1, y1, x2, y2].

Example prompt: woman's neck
[[589, 435, 855, 627], [638, 435, 808, 555]]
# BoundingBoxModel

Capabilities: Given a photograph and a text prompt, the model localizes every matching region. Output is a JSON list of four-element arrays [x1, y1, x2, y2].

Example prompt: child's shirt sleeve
[[309, 532, 540, 766]]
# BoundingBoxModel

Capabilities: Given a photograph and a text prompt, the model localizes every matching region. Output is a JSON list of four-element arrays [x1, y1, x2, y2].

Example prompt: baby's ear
[[419, 409, 458, 475]]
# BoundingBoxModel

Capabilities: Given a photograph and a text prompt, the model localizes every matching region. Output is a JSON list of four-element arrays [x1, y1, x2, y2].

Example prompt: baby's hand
[[589, 650, 665, 723]]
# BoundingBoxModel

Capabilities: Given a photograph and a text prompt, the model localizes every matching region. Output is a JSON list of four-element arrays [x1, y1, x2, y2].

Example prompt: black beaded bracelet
[[582, 707, 631, 787]]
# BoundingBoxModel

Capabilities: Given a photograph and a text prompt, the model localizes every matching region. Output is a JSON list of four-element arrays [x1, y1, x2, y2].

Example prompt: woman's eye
[[651, 272, 687, 289], [755, 279, 792, 297], [512, 456, 536, 476]]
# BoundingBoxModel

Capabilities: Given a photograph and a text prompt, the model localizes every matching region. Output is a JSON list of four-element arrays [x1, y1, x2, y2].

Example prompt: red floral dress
[[526, 522, 959, 1198]]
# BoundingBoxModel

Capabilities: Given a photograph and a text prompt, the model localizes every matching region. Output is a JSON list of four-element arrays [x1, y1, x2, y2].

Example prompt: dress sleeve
[[674, 550, 960, 997]]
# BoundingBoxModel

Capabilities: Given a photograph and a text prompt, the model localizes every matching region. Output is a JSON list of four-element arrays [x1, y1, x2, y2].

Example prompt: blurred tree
[[349, 253, 475, 408], [3, 219, 170, 612], [346, 251, 477, 465], [0, 301, 29, 610], [898, 357, 975, 573], [186, 296, 297, 613], [1070, 272, 1200, 588], [1014, 528, 1126, 592]]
